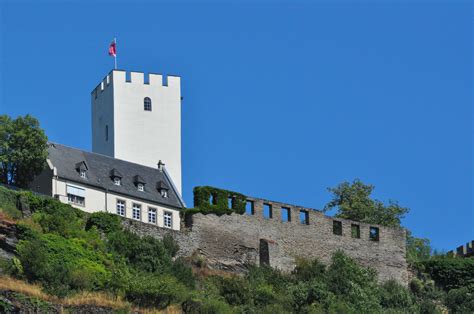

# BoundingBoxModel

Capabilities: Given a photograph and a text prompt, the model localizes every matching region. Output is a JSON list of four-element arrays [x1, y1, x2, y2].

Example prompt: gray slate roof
[[47, 143, 185, 209]]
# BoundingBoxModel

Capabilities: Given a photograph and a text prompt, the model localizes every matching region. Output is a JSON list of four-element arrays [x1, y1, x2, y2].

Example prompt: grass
[[0, 276, 184, 313]]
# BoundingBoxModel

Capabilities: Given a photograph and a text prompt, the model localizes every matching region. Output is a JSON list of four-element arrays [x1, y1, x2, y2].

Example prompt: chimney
[[157, 160, 165, 172]]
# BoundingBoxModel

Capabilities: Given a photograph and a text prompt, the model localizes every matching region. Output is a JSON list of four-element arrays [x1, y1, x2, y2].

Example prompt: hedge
[[189, 186, 247, 216]]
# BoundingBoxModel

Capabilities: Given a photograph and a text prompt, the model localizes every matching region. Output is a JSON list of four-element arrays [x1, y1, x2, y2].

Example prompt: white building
[[30, 143, 185, 231], [91, 70, 182, 195]]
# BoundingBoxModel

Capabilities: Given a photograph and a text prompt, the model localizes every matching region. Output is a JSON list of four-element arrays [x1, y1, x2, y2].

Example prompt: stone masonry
[[123, 196, 409, 285]]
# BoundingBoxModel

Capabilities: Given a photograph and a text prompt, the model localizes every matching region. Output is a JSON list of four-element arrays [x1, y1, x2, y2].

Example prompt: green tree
[[406, 230, 432, 265], [0, 115, 48, 188], [323, 179, 409, 227]]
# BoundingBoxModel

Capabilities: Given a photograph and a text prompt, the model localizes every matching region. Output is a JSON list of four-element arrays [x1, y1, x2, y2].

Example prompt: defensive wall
[[123, 190, 409, 285], [448, 241, 474, 257]]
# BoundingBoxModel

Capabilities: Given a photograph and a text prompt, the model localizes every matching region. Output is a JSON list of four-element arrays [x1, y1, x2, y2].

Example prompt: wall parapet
[[448, 241, 474, 257]]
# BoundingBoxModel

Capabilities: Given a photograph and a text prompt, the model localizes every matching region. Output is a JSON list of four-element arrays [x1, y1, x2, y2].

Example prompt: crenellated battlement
[[448, 241, 474, 257], [91, 70, 181, 99]]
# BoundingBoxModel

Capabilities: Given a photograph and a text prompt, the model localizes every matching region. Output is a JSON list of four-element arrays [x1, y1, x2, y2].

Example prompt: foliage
[[85, 212, 122, 234], [445, 285, 474, 313], [422, 256, 474, 291], [0, 114, 48, 188], [2, 182, 473, 312], [0, 185, 22, 218], [323, 179, 409, 227], [191, 186, 246, 215], [406, 230, 432, 265]]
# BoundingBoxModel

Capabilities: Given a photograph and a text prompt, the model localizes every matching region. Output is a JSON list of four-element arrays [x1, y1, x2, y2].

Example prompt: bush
[[16, 234, 112, 296], [445, 285, 474, 313], [0, 186, 22, 219], [125, 273, 188, 309], [422, 256, 474, 291], [85, 212, 122, 234], [326, 250, 381, 312], [380, 279, 415, 311]]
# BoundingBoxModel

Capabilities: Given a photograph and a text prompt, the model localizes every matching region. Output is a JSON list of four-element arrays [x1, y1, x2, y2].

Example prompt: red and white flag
[[108, 39, 116, 57]]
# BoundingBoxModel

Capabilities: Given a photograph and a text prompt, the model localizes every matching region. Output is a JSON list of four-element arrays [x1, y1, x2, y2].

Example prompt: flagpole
[[114, 37, 117, 69]]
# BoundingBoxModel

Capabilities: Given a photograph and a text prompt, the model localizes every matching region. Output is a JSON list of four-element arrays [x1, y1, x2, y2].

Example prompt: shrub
[[380, 279, 415, 311], [0, 186, 22, 219], [326, 250, 381, 312], [16, 234, 112, 296], [445, 285, 474, 313], [125, 273, 188, 308], [85, 212, 122, 234], [422, 256, 474, 291]]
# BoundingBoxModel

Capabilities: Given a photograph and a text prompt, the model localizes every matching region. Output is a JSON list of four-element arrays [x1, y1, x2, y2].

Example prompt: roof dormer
[[134, 175, 146, 191], [110, 168, 123, 185], [75, 161, 88, 178], [157, 180, 169, 198]]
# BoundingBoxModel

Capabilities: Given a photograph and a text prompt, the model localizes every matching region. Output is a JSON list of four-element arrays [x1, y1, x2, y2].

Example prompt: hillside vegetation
[[0, 186, 473, 313]]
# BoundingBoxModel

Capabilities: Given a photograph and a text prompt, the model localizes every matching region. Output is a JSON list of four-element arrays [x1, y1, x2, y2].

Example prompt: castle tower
[[91, 70, 182, 195]]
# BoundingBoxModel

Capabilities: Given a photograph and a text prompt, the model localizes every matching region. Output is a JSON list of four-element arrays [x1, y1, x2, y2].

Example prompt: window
[[263, 203, 272, 219], [351, 224, 360, 239], [369, 227, 380, 241], [132, 203, 141, 220], [148, 207, 157, 224], [333, 221, 342, 236], [116, 199, 125, 216], [137, 183, 144, 192], [245, 200, 254, 215], [281, 207, 291, 222], [300, 210, 309, 225], [114, 177, 121, 186], [66, 185, 85, 207], [80, 170, 86, 178], [164, 211, 172, 228], [160, 189, 168, 198], [144, 97, 152, 111], [105, 125, 108, 141]]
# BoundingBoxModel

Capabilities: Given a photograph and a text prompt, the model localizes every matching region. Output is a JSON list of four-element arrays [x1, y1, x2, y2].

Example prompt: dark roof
[[133, 175, 146, 184], [75, 161, 88, 171], [156, 180, 169, 190], [110, 168, 123, 178], [47, 143, 185, 209]]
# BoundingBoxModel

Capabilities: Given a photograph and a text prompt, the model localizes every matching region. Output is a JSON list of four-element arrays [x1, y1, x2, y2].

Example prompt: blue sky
[[0, 1, 472, 251]]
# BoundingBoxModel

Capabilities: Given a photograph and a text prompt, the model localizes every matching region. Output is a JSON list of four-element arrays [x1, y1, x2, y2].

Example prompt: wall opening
[[126, 72, 131, 82], [281, 207, 291, 222], [351, 224, 360, 238], [209, 193, 215, 205], [259, 239, 270, 266], [369, 227, 380, 241], [299, 210, 309, 225], [333, 221, 342, 236], [245, 200, 254, 215], [263, 203, 272, 219], [228, 197, 233, 209]]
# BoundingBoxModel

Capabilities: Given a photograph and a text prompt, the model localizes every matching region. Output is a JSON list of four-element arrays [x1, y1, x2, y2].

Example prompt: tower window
[[144, 97, 152, 111], [105, 125, 109, 141]]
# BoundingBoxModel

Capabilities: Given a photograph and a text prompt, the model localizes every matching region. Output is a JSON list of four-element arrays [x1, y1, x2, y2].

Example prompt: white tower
[[91, 70, 182, 195]]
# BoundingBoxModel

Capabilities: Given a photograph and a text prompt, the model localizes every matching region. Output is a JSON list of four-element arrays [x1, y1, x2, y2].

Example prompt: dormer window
[[75, 161, 88, 179], [133, 175, 146, 192], [110, 168, 123, 186], [156, 181, 169, 198]]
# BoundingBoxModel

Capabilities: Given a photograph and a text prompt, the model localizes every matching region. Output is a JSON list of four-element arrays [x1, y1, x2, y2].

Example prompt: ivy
[[188, 186, 247, 216]]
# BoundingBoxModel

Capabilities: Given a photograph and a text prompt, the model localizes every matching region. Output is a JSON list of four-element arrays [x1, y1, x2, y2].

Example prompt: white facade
[[51, 176, 181, 231], [91, 70, 182, 195]]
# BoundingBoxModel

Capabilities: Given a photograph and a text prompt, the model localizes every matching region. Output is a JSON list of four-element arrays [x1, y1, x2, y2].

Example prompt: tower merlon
[[111, 70, 180, 88]]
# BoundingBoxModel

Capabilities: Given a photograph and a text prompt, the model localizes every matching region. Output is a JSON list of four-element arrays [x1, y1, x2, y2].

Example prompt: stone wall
[[123, 197, 408, 285]]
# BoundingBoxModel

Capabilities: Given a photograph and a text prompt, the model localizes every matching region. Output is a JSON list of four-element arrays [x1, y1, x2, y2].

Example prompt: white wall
[[91, 75, 115, 157], [52, 178, 181, 231], [91, 70, 182, 195]]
